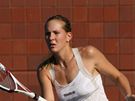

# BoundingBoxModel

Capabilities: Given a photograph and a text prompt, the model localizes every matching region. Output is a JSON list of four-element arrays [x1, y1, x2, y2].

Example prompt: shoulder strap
[[49, 64, 55, 81], [73, 48, 99, 89], [72, 48, 94, 79]]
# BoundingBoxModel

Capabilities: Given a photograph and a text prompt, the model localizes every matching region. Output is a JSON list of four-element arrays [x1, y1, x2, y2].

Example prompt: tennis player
[[37, 15, 135, 101]]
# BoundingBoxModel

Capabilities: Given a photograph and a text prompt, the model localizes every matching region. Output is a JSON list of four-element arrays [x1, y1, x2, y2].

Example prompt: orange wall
[[0, 0, 135, 101]]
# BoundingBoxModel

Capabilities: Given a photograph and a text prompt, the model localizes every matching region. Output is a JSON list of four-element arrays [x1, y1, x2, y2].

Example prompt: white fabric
[[49, 48, 108, 101]]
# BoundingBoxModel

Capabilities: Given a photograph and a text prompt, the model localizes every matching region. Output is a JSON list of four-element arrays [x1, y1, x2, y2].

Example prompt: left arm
[[89, 46, 135, 101]]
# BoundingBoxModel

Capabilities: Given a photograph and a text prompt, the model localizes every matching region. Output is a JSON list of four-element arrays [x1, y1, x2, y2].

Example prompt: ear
[[66, 32, 72, 42]]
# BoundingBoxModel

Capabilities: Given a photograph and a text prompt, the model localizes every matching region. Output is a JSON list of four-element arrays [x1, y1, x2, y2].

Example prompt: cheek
[[58, 34, 67, 42]]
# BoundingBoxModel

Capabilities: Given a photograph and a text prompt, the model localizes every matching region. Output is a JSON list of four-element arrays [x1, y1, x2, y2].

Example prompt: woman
[[37, 15, 135, 101]]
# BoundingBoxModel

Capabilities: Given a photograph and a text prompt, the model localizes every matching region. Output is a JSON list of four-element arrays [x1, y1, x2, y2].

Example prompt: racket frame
[[0, 63, 47, 101]]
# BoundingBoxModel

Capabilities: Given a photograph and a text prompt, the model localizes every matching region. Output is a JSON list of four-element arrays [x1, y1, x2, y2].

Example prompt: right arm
[[37, 65, 55, 101]]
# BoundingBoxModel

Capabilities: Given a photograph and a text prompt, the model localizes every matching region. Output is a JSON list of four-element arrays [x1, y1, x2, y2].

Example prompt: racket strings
[[0, 72, 15, 90]]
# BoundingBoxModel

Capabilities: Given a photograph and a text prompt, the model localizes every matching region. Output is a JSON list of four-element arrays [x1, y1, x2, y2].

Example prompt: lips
[[49, 43, 56, 48]]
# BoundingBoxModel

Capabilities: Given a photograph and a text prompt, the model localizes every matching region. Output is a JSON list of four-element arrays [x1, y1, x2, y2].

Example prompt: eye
[[45, 32, 50, 39], [53, 31, 60, 35], [45, 32, 51, 36]]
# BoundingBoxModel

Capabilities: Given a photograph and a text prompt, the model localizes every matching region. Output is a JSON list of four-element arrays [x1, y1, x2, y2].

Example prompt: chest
[[54, 57, 97, 85], [54, 62, 79, 85], [54, 71, 98, 101]]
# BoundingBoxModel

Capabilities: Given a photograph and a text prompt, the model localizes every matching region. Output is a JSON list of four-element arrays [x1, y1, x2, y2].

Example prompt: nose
[[49, 32, 55, 40]]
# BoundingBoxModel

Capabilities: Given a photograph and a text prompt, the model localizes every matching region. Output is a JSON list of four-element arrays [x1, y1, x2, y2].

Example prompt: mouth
[[49, 43, 56, 48]]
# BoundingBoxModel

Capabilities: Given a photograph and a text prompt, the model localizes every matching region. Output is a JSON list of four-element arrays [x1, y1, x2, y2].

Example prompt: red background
[[0, 0, 135, 101]]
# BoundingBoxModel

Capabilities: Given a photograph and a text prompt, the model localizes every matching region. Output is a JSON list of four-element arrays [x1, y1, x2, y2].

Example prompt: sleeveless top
[[49, 48, 108, 101]]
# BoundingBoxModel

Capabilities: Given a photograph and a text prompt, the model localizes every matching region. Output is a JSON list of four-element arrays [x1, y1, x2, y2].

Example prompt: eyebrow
[[45, 30, 60, 34]]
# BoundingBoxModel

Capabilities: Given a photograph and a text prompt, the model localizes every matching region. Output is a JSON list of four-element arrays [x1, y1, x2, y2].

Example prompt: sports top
[[49, 48, 108, 101]]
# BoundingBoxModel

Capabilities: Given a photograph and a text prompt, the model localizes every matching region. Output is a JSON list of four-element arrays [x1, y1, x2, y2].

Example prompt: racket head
[[0, 63, 47, 100], [0, 63, 6, 73], [0, 63, 16, 92], [0, 63, 31, 92]]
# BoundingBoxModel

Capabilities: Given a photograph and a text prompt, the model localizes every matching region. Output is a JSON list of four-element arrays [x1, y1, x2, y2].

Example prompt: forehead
[[47, 19, 65, 29]]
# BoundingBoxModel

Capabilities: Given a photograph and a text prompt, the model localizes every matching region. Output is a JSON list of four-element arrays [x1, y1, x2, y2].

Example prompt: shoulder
[[37, 54, 56, 82], [37, 54, 55, 75], [77, 45, 100, 58]]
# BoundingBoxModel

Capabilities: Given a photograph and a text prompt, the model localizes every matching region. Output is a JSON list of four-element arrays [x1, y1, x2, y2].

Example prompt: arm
[[87, 46, 135, 100], [37, 65, 56, 101]]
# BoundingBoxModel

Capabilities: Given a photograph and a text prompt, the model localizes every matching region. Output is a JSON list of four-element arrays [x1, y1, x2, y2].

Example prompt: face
[[45, 20, 72, 53]]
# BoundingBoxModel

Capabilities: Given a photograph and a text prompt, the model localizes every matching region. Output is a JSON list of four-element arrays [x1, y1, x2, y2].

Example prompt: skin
[[38, 19, 135, 101]]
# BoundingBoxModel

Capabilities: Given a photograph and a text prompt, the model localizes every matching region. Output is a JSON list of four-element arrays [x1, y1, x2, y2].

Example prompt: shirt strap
[[49, 64, 55, 82]]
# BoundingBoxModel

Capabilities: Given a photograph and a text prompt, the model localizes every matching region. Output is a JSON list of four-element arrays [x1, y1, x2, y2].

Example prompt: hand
[[126, 95, 135, 101]]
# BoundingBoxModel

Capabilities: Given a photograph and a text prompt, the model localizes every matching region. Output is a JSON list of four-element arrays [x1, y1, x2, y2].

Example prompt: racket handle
[[37, 96, 47, 101], [33, 93, 47, 101]]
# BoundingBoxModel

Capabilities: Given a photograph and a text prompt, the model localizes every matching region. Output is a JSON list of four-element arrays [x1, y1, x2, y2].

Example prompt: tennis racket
[[0, 63, 47, 101]]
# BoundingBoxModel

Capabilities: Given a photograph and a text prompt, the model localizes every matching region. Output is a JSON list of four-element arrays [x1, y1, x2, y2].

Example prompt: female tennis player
[[37, 15, 135, 101]]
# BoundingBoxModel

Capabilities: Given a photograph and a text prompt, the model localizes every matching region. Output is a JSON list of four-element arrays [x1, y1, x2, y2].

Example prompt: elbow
[[114, 72, 129, 87], [114, 72, 124, 84]]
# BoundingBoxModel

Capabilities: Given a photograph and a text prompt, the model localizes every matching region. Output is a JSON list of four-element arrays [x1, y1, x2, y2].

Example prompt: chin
[[49, 48, 59, 53]]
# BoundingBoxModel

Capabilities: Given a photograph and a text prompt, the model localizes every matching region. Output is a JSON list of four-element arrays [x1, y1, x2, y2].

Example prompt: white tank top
[[49, 48, 108, 101]]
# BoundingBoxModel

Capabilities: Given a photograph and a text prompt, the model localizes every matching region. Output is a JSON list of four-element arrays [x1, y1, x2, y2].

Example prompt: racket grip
[[37, 96, 47, 101], [33, 94, 47, 101]]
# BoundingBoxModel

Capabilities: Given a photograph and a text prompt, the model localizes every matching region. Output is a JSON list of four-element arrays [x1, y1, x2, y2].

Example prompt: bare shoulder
[[37, 55, 54, 77], [78, 45, 100, 58]]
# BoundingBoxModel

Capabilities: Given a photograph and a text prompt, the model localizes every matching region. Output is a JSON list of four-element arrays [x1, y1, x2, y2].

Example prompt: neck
[[54, 47, 74, 68]]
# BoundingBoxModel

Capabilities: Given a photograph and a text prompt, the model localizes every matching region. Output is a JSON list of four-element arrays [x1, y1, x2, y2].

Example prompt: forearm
[[115, 72, 132, 96]]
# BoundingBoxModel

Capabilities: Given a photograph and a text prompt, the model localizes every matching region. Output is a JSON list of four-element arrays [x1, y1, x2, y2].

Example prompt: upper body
[[42, 47, 109, 101], [37, 15, 135, 101]]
